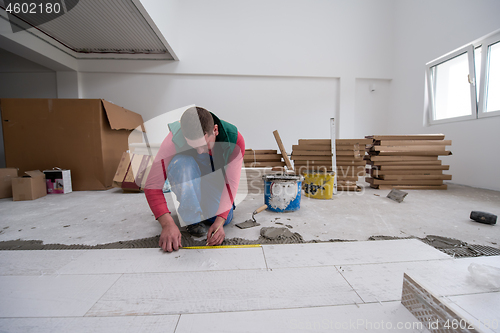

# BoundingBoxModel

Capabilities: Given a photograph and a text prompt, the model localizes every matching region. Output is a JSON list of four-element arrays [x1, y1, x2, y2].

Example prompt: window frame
[[425, 29, 500, 126], [425, 44, 477, 125], [478, 34, 500, 118]]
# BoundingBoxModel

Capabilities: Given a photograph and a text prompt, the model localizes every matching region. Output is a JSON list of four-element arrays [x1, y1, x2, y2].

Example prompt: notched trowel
[[387, 189, 408, 203], [236, 204, 268, 229]]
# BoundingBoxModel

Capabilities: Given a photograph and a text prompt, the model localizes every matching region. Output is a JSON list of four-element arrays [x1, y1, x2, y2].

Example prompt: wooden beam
[[366, 134, 445, 140], [273, 130, 294, 171]]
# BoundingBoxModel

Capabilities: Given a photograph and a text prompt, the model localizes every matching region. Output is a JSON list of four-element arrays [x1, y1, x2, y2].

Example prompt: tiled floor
[[1, 239, 498, 332]]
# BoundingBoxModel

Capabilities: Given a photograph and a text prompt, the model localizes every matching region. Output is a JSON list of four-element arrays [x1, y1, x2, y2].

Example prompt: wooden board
[[373, 184, 448, 190], [336, 156, 365, 161], [337, 165, 366, 171], [337, 176, 358, 181], [366, 134, 445, 140], [337, 165, 365, 170], [378, 140, 451, 146], [245, 149, 278, 154], [244, 161, 286, 167], [369, 156, 438, 162], [292, 145, 330, 151], [377, 174, 452, 180], [298, 139, 331, 145], [298, 139, 372, 146], [372, 145, 448, 151], [243, 155, 282, 162], [366, 178, 444, 185], [336, 145, 361, 151], [336, 139, 372, 145], [373, 165, 449, 170], [273, 130, 293, 171], [291, 155, 332, 161], [370, 170, 444, 176], [375, 151, 452, 156], [337, 180, 358, 185], [369, 160, 443, 166], [292, 150, 332, 156], [337, 185, 360, 191], [295, 166, 332, 173], [293, 160, 332, 165], [336, 151, 361, 156]]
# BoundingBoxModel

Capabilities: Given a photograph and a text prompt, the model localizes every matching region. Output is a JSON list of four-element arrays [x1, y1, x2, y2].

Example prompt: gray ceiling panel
[[1, 0, 175, 59]]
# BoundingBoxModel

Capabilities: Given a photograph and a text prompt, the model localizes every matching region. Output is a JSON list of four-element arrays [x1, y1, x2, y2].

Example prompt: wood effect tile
[[0, 274, 121, 317], [0, 250, 87, 276], [338, 257, 500, 303], [175, 301, 429, 333], [86, 266, 361, 316], [0, 315, 180, 333], [57, 248, 267, 274], [262, 239, 450, 269]]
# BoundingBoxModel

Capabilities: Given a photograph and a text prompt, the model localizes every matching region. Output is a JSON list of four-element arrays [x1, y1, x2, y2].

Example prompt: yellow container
[[302, 172, 335, 199]]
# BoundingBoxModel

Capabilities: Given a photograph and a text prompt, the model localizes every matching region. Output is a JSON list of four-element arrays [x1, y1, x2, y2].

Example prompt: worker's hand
[[206, 217, 226, 246], [157, 214, 182, 252]]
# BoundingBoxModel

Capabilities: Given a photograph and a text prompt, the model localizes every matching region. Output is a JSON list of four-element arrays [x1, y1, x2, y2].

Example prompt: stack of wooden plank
[[243, 149, 285, 168], [336, 139, 372, 191], [364, 134, 452, 190], [291, 139, 332, 172], [290, 139, 371, 191], [238, 168, 279, 194]]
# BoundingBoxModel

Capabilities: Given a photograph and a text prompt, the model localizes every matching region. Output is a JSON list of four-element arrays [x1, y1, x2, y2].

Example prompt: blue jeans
[[167, 153, 233, 226]]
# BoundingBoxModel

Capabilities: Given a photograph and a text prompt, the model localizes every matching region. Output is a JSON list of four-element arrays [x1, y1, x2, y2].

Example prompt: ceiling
[[0, 0, 176, 60]]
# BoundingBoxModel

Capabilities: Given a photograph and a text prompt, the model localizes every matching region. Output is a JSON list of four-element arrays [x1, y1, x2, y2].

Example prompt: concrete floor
[[0, 183, 499, 247]]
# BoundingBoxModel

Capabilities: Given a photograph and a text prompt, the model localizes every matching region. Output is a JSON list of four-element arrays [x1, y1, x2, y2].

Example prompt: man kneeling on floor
[[145, 106, 245, 252]]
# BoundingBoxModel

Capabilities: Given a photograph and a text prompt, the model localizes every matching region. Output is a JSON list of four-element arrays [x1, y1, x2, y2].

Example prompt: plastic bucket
[[262, 175, 304, 212], [303, 172, 335, 199]]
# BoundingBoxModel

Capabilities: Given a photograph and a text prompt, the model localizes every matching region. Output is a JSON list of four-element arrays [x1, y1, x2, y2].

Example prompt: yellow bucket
[[302, 172, 335, 199]]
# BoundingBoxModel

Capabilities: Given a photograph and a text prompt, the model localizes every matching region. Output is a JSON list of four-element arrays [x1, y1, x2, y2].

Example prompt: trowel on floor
[[235, 204, 268, 229], [387, 189, 408, 203]]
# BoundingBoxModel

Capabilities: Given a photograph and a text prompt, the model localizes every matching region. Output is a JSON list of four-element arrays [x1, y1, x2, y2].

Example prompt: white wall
[[0, 48, 57, 99], [139, 0, 395, 78], [77, 0, 396, 142], [389, 0, 500, 190], [0, 48, 58, 168], [80, 72, 338, 150], [353, 79, 391, 138]]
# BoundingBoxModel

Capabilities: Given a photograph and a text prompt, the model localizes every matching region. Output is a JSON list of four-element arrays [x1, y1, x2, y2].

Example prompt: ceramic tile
[[0, 250, 87, 276], [0, 274, 121, 317], [262, 239, 450, 269], [57, 248, 267, 274], [446, 292, 500, 333], [0, 315, 180, 333], [339, 258, 500, 303], [453, 255, 500, 267], [86, 266, 361, 316], [175, 301, 429, 333]]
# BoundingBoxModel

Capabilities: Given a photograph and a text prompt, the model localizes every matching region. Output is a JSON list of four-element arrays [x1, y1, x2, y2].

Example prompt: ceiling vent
[[0, 0, 177, 60]]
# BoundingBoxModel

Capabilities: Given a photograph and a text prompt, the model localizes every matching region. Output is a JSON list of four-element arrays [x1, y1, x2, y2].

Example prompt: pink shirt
[[144, 132, 245, 220]]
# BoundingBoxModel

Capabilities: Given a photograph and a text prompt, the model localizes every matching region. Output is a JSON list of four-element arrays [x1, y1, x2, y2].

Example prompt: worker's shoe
[[186, 223, 208, 237]]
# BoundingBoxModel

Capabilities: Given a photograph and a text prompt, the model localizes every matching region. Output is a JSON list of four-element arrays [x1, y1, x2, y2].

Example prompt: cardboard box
[[1, 99, 144, 191], [44, 169, 72, 194], [12, 170, 47, 201], [113, 152, 154, 192], [0, 168, 18, 199]]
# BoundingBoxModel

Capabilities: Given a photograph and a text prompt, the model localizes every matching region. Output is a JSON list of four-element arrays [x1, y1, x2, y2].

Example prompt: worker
[[145, 106, 245, 252]]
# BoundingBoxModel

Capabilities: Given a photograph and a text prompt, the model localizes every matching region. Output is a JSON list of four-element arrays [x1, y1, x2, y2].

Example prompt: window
[[426, 29, 500, 124], [479, 39, 500, 117]]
